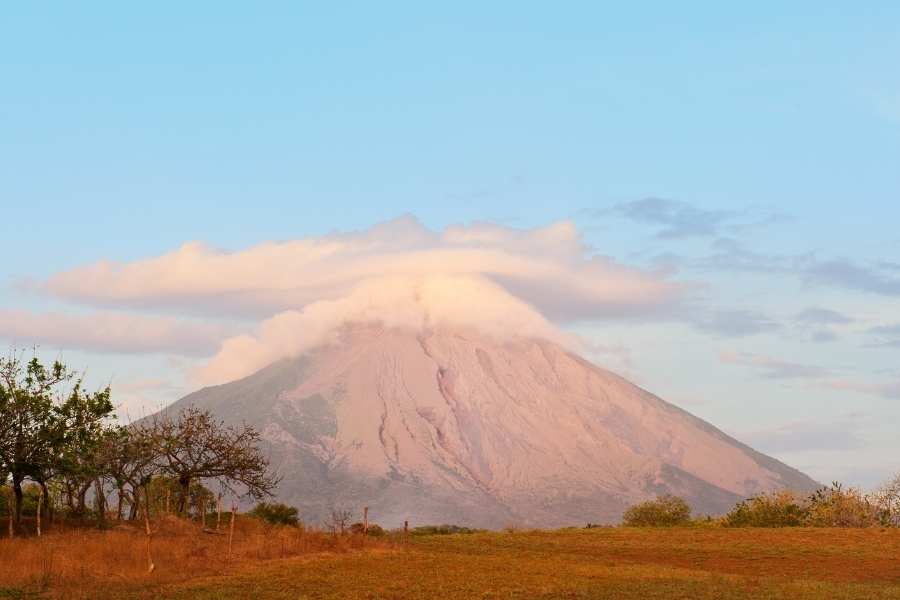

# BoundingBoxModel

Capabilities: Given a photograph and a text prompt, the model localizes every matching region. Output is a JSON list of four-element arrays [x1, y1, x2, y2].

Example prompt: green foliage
[[249, 501, 300, 526], [724, 491, 807, 527], [622, 495, 692, 527], [410, 524, 482, 536]]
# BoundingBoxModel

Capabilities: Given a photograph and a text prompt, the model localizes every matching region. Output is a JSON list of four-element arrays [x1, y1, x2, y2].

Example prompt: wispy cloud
[[740, 420, 864, 453], [606, 198, 735, 239], [692, 310, 782, 338], [598, 198, 786, 240], [695, 237, 900, 298], [789, 307, 854, 344], [865, 323, 900, 348], [828, 379, 900, 400], [805, 260, 900, 296], [0, 309, 230, 356], [793, 307, 854, 326], [720, 351, 831, 379]]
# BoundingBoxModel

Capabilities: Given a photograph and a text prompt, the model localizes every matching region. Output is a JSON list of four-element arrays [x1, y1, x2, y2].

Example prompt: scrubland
[[3, 520, 900, 599]]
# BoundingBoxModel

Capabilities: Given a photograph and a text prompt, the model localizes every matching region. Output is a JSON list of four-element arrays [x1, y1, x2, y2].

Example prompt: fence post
[[216, 494, 222, 531], [143, 485, 156, 573], [228, 503, 237, 559], [363, 506, 369, 535]]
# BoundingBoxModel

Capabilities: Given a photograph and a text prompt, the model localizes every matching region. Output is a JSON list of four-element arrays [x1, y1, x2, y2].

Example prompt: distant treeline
[[0, 353, 279, 534], [621, 478, 900, 528]]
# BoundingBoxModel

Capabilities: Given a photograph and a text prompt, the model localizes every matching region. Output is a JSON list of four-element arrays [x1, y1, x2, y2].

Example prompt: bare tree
[[326, 506, 352, 535], [148, 407, 280, 514]]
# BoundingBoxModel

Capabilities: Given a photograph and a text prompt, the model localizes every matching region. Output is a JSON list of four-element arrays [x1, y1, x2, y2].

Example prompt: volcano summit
[[164, 324, 817, 528]]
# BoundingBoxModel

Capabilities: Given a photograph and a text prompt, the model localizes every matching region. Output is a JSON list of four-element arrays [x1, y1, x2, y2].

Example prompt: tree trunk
[[12, 474, 23, 527], [131, 486, 140, 521], [128, 486, 140, 521], [94, 479, 107, 528], [38, 480, 53, 523], [116, 485, 125, 521], [76, 482, 91, 515], [177, 476, 190, 515]]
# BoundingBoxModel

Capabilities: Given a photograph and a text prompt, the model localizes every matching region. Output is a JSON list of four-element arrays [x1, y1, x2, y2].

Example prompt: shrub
[[872, 473, 900, 527], [622, 495, 691, 527], [248, 502, 300, 526], [410, 524, 481, 536], [723, 491, 807, 527], [805, 482, 881, 528]]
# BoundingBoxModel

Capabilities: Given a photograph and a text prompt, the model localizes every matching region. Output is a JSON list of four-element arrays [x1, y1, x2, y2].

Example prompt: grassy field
[[3, 523, 900, 599]]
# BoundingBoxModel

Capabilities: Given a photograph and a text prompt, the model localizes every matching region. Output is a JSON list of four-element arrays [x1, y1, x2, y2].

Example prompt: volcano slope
[[164, 324, 817, 528]]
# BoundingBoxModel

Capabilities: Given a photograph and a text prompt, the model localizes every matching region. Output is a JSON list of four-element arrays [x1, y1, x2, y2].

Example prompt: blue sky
[[1, 3, 898, 488]]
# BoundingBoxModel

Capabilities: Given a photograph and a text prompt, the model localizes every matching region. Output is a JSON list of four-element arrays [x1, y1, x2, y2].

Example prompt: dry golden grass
[[0, 515, 392, 599], [3, 523, 900, 599]]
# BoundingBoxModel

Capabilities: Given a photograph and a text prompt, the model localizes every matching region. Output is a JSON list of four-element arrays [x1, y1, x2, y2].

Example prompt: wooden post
[[165, 488, 170, 515], [36, 487, 43, 537], [143, 486, 155, 573], [216, 494, 222, 531], [228, 503, 237, 559], [404, 520, 409, 543], [363, 506, 369, 535]]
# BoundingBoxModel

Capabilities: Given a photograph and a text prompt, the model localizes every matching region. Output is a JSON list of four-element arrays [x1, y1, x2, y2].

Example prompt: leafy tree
[[97, 425, 158, 520], [52, 382, 115, 520], [249, 502, 299, 526], [622, 495, 692, 527], [148, 407, 280, 514], [0, 353, 73, 527]]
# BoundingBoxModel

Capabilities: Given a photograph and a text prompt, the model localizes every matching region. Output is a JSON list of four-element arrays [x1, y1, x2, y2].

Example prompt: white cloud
[[0, 309, 230, 356], [41, 216, 681, 321], [25, 217, 684, 384], [195, 274, 578, 384]]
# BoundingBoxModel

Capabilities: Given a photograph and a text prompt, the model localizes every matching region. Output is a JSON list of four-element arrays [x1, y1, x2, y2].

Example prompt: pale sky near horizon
[[1, 3, 899, 489]]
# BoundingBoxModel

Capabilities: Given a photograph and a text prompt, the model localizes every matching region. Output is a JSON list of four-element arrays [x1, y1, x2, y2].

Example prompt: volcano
[[165, 324, 817, 528]]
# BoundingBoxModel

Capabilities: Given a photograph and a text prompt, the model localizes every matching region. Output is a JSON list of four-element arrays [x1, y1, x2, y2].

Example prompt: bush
[[805, 482, 881, 528], [724, 491, 807, 527], [349, 522, 385, 536], [622, 495, 692, 527], [872, 473, 900, 527], [248, 502, 300, 526], [410, 524, 481, 536]]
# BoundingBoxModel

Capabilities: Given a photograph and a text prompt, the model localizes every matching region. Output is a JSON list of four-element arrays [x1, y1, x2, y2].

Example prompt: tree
[[249, 502, 299, 526], [148, 407, 279, 514], [96, 425, 158, 520], [326, 506, 352, 535], [622, 495, 692, 527], [52, 382, 115, 521], [0, 353, 73, 528]]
